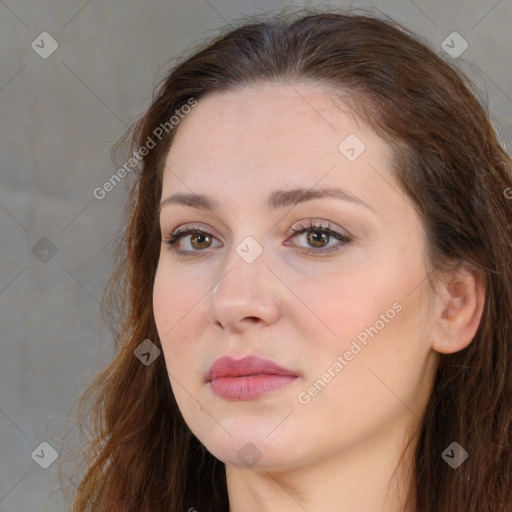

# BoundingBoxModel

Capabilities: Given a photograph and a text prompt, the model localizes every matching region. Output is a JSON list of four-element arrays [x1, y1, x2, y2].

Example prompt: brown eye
[[289, 221, 352, 254], [163, 227, 221, 255], [190, 232, 212, 250], [306, 231, 329, 248]]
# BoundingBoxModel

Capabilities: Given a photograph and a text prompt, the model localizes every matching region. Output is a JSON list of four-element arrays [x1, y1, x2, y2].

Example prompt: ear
[[432, 264, 486, 354]]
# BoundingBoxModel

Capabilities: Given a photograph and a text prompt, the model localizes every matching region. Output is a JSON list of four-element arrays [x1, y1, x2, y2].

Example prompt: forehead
[[161, 83, 395, 209], [168, 82, 369, 152]]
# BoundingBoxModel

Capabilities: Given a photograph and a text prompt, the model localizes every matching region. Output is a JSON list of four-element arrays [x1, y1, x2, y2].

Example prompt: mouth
[[206, 355, 299, 401]]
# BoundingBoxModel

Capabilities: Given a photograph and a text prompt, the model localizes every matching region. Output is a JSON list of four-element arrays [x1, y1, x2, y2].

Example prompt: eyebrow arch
[[158, 186, 375, 214]]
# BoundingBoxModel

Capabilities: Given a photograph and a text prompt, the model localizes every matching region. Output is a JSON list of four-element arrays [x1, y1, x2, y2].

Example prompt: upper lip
[[206, 355, 298, 382]]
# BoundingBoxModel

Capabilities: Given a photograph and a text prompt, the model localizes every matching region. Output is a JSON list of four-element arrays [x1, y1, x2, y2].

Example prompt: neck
[[225, 420, 419, 512]]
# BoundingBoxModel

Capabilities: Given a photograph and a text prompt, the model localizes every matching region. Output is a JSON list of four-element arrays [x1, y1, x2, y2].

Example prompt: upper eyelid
[[163, 221, 344, 238], [161, 217, 349, 235], [163, 224, 221, 242]]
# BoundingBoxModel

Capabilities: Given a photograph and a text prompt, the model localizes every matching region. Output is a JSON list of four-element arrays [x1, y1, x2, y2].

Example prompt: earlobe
[[432, 265, 486, 354]]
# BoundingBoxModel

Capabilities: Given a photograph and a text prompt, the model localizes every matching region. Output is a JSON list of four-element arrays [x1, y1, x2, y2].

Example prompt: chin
[[198, 426, 302, 471]]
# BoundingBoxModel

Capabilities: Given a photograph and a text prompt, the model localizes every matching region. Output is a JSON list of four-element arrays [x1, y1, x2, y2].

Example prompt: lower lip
[[209, 374, 297, 400]]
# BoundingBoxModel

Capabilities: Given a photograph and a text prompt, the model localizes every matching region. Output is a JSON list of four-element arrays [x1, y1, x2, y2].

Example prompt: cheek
[[152, 264, 200, 367], [153, 261, 205, 333], [152, 265, 174, 335], [294, 261, 423, 380], [296, 283, 429, 431], [153, 270, 200, 423], [291, 269, 392, 346], [319, 273, 429, 393]]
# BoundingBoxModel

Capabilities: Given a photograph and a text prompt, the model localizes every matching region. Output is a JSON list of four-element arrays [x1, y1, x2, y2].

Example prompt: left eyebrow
[[158, 185, 376, 214]]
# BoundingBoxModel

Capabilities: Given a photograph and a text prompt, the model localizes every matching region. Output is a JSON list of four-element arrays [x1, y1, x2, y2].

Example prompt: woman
[[67, 8, 512, 512]]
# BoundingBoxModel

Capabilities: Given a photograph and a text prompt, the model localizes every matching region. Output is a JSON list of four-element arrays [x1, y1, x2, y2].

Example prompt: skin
[[152, 82, 485, 512]]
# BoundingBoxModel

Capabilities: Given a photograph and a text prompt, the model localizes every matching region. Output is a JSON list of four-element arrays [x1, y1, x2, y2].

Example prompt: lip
[[206, 355, 299, 401]]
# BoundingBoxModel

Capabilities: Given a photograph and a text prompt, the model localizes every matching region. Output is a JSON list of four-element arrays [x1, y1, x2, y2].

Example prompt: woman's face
[[153, 82, 440, 471]]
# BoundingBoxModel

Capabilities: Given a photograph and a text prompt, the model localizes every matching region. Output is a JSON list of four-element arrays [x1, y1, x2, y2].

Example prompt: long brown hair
[[63, 7, 512, 511]]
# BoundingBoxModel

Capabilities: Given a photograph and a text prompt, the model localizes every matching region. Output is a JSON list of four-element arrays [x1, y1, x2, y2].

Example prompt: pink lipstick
[[206, 355, 298, 400]]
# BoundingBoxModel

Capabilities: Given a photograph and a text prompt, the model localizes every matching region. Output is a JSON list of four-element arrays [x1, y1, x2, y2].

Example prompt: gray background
[[0, 0, 510, 510]]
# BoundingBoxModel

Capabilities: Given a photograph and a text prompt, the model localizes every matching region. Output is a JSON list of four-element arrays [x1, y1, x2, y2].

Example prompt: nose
[[207, 243, 281, 333]]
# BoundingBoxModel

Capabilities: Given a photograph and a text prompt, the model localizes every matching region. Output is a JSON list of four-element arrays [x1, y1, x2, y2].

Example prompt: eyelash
[[162, 221, 352, 257]]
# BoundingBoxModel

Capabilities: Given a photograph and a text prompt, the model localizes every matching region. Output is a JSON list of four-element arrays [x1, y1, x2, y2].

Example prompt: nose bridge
[[215, 233, 267, 296], [207, 233, 280, 329]]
